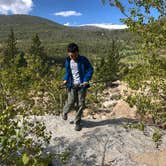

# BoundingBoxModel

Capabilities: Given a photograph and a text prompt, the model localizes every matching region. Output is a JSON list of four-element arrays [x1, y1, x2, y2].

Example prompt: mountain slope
[[0, 14, 64, 28], [0, 14, 67, 41], [0, 14, 131, 42], [0, 14, 134, 58]]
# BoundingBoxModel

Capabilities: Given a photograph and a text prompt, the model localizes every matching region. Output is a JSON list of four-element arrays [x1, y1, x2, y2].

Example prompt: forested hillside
[[0, 15, 137, 59]]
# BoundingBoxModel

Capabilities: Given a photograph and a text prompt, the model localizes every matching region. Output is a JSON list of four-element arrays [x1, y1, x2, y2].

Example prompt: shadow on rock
[[81, 117, 139, 128]]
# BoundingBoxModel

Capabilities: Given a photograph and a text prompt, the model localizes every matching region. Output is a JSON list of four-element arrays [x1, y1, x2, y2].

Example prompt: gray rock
[[30, 115, 166, 166]]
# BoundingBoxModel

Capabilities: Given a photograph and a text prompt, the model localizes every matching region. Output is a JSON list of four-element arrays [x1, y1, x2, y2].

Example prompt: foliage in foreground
[[0, 106, 53, 165], [0, 30, 68, 165], [100, 0, 166, 129]]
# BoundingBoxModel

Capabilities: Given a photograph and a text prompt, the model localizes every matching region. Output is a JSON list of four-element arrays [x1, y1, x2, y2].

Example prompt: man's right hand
[[59, 80, 67, 89], [63, 80, 67, 85]]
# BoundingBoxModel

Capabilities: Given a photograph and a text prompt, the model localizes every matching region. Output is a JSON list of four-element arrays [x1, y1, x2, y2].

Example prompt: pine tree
[[14, 50, 27, 68], [29, 33, 46, 60], [28, 33, 48, 76], [4, 28, 18, 65]]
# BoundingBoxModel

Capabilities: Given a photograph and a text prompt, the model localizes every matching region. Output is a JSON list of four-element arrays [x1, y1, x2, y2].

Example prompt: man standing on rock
[[62, 43, 94, 131]]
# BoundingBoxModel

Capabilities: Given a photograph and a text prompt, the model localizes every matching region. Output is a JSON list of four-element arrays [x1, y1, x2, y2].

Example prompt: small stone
[[83, 108, 93, 117], [102, 100, 117, 108]]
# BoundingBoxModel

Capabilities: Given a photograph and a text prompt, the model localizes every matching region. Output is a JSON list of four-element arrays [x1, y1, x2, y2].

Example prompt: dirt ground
[[131, 148, 166, 166]]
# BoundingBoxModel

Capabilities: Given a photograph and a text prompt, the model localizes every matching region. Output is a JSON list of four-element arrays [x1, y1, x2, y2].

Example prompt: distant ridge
[[0, 14, 64, 28], [0, 14, 132, 50], [77, 23, 127, 30]]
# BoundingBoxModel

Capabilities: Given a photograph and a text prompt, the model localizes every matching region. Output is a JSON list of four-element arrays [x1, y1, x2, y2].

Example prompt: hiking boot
[[74, 120, 82, 131], [62, 112, 68, 120], [75, 123, 82, 131], [69, 120, 74, 124]]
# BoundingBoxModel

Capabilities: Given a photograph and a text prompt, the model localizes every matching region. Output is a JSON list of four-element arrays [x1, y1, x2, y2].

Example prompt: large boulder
[[110, 100, 137, 119], [31, 115, 166, 166]]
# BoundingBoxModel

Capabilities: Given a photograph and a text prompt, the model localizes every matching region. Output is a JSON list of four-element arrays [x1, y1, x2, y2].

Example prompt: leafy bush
[[0, 106, 52, 165], [0, 30, 69, 165]]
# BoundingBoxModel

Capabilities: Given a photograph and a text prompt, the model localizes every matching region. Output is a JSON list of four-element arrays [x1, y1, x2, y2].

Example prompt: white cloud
[[54, 10, 82, 17], [0, 0, 33, 14], [79, 23, 128, 30], [64, 22, 70, 26]]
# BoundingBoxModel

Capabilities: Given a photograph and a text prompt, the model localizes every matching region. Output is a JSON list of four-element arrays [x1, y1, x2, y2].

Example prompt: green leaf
[[22, 153, 30, 165]]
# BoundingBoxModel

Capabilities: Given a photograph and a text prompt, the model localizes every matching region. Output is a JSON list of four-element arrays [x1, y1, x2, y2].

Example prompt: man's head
[[67, 43, 79, 61]]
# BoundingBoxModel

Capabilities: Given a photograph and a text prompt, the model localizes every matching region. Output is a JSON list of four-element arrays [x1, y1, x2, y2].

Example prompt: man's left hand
[[82, 82, 89, 86]]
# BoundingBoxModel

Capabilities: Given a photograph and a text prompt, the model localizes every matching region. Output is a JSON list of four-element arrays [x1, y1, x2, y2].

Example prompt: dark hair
[[68, 43, 79, 53]]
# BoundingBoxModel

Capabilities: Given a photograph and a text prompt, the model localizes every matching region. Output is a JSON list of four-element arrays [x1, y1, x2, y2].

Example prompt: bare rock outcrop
[[30, 115, 166, 166]]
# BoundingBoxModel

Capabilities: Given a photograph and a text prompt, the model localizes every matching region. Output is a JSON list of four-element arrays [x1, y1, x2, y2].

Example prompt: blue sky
[[32, 0, 127, 26], [0, 0, 160, 26]]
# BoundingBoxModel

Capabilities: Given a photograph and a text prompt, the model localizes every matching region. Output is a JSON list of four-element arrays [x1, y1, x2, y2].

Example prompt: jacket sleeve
[[63, 59, 69, 81], [83, 57, 94, 82]]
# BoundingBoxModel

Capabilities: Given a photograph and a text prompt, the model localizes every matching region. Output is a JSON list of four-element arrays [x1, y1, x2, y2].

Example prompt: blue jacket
[[63, 55, 94, 90]]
